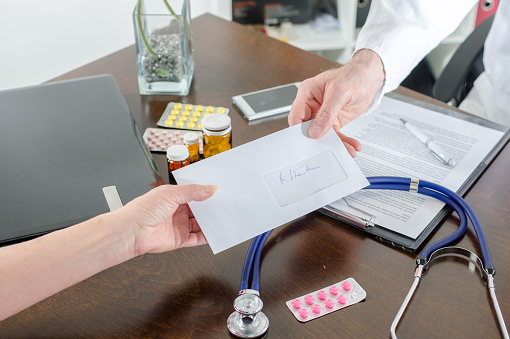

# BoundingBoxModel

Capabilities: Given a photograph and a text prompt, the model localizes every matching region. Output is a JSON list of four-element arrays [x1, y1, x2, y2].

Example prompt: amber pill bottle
[[183, 132, 200, 163], [202, 113, 232, 158], [166, 145, 190, 184]]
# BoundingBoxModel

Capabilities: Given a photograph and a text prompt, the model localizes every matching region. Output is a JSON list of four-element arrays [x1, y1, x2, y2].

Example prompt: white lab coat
[[354, 0, 510, 126]]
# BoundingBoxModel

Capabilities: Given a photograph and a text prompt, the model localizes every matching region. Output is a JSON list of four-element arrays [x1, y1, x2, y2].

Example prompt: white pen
[[400, 118, 456, 167]]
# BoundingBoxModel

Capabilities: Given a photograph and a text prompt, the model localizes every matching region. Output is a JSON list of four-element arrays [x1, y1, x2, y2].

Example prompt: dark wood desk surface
[[1, 14, 509, 338]]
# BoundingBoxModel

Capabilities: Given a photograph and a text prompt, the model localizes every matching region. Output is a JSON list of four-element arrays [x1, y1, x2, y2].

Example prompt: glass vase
[[133, 0, 194, 96]]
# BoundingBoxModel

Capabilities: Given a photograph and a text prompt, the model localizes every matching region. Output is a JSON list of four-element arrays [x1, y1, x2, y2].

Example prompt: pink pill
[[329, 286, 340, 295], [160, 145, 167, 150], [176, 141, 182, 145], [311, 304, 322, 314], [179, 135, 185, 139], [317, 291, 327, 301], [147, 135, 153, 140], [198, 132, 203, 137], [341, 281, 351, 291], [154, 133, 160, 137], [162, 130, 167, 135], [150, 129, 156, 134], [159, 136, 165, 141], [156, 142, 162, 147], [291, 299, 302, 309], [337, 295, 347, 305], [304, 295, 314, 305], [164, 140, 170, 145], [298, 309, 309, 319], [325, 299, 335, 309], [174, 131, 180, 135], [171, 137, 177, 142], [148, 144, 154, 149]]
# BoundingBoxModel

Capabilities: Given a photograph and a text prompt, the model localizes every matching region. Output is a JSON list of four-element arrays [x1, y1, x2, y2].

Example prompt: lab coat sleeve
[[354, 0, 478, 113]]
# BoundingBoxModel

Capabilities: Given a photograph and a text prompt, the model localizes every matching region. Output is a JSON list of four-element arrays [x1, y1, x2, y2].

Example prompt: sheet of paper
[[173, 121, 369, 254], [330, 96, 505, 239]]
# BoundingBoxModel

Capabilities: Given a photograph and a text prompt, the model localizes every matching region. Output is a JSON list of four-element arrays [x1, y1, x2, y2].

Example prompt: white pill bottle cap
[[166, 145, 189, 161], [202, 113, 231, 136]]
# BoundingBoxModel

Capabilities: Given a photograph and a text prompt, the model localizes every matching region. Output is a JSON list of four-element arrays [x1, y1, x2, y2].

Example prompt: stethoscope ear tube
[[390, 247, 508, 339], [364, 177, 507, 339]]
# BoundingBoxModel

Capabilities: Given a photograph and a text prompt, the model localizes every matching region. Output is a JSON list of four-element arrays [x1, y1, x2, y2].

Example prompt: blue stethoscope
[[227, 176, 509, 338]]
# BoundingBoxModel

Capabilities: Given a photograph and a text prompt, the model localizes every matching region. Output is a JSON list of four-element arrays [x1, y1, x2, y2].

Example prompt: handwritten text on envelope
[[265, 150, 347, 206]]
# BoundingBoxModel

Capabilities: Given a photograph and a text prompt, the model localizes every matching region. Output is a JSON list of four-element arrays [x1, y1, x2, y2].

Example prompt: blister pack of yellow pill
[[156, 102, 229, 131]]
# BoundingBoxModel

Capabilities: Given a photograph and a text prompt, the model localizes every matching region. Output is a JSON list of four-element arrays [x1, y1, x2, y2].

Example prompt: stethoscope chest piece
[[227, 289, 269, 338]]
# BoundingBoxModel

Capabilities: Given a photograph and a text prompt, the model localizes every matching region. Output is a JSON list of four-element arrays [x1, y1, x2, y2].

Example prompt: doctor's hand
[[113, 184, 219, 257], [288, 49, 385, 157]]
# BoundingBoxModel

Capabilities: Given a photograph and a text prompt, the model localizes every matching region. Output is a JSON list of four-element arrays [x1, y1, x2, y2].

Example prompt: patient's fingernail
[[308, 123, 322, 138], [204, 185, 219, 193]]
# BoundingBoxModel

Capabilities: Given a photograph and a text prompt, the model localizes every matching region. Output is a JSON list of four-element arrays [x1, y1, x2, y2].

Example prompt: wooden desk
[[1, 14, 508, 338]]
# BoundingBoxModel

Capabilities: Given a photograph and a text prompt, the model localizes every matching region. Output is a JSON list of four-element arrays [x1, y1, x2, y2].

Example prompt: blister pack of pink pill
[[286, 277, 366, 322], [143, 127, 203, 154]]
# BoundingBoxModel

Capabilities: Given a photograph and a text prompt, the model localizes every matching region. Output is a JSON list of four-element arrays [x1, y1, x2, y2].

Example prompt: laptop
[[0, 74, 162, 245]]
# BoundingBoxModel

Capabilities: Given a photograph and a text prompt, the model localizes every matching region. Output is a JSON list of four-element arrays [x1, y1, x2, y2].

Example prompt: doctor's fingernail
[[308, 123, 323, 138], [204, 185, 219, 193]]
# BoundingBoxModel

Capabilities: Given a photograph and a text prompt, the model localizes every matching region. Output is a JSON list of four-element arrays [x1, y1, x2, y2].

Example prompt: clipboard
[[319, 92, 510, 252]]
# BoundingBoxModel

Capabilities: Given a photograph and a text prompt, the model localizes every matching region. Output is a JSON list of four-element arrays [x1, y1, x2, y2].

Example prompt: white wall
[[0, 0, 231, 91]]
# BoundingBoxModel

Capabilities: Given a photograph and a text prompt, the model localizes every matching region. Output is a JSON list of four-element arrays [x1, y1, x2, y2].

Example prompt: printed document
[[330, 96, 505, 239], [173, 121, 368, 254]]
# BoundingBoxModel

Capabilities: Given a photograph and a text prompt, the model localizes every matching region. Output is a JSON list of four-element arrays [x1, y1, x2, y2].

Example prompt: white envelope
[[173, 121, 368, 254]]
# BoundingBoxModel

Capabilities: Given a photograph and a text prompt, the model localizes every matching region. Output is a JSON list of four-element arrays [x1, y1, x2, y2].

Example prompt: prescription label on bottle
[[143, 128, 203, 154], [156, 102, 229, 131], [285, 277, 366, 322]]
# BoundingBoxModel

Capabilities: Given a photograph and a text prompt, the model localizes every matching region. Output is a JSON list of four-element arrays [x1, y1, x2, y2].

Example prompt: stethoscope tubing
[[240, 176, 493, 291], [367, 176, 493, 271], [235, 176, 507, 338]]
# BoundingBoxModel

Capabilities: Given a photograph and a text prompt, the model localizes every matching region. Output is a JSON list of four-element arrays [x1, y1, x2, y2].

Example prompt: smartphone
[[232, 82, 300, 121]]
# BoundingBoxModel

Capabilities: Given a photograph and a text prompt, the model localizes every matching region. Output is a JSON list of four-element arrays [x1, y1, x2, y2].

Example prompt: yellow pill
[[176, 121, 184, 128], [217, 107, 226, 113], [182, 111, 190, 116], [190, 117, 198, 123], [203, 112, 210, 117], [164, 120, 173, 127], [180, 116, 187, 122], [193, 111, 201, 117], [206, 106, 214, 113], [196, 105, 204, 112], [198, 123, 202, 130], [185, 105, 193, 111], [171, 109, 180, 115], [168, 115, 177, 121], [187, 122, 196, 129], [174, 103, 182, 109]]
